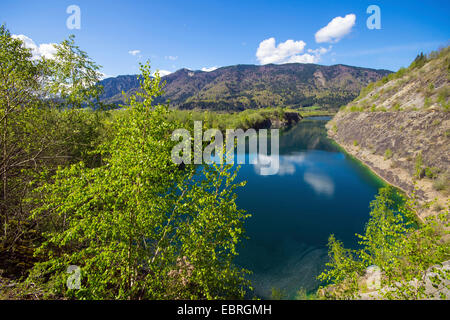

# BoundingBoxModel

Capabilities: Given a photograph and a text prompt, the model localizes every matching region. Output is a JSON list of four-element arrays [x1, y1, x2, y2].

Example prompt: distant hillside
[[328, 47, 450, 219], [99, 63, 391, 111]]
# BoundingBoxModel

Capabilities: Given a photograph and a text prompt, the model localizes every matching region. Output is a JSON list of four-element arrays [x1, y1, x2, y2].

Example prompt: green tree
[[44, 35, 104, 109], [29, 63, 251, 299], [318, 186, 450, 300], [0, 26, 108, 276], [0, 24, 44, 254]]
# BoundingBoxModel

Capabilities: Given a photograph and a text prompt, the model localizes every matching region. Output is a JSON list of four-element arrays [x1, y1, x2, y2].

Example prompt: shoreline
[[326, 126, 447, 222]]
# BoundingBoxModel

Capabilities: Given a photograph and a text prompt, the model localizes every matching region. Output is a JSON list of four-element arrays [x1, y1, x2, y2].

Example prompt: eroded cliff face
[[327, 111, 449, 217], [327, 48, 450, 219]]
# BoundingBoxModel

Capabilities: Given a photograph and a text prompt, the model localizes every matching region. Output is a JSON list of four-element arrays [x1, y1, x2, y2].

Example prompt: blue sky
[[1, 0, 449, 77]]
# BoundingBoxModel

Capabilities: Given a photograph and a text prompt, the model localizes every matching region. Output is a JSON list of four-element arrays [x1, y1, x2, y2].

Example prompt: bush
[[415, 152, 424, 179], [271, 287, 287, 300], [318, 186, 450, 300], [425, 167, 439, 179], [384, 149, 393, 160], [395, 67, 407, 78], [295, 287, 317, 300], [433, 172, 450, 193], [409, 52, 428, 69], [392, 103, 401, 111]]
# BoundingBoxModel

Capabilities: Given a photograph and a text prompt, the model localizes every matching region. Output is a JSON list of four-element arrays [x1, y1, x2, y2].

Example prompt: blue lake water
[[233, 117, 385, 299]]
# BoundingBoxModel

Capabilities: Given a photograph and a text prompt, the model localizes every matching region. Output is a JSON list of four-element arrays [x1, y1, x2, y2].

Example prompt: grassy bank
[[166, 108, 335, 130]]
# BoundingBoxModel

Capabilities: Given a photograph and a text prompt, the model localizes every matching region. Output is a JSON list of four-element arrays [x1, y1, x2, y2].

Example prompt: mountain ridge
[[99, 63, 392, 111]]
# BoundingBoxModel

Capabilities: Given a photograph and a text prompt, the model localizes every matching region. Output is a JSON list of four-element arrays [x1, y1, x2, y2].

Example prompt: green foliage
[[395, 67, 407, 79], [353, 140, 359, 147], [436, 86, 449, 110], [424, 167, 439, 179], [270, 287, 288, 300], [318, 187, 450, 300], [44, 35, 104, 109], [28, 63, 251, 299], [433, 171, 450, 193], [409, 52, 428, 69], [414, 151, 424, 179], [0, 24, 250, 299], [384, 149, 393, 160], [349, 105, 363, 112], [317, 234, 362, 299], [437, 86, 449, 102], [0, 26, 109, 271], [0, 25, 64, 261], [357, 82, 375, 100], [167, 108, 304, 132], [295, 287, 317, 300]]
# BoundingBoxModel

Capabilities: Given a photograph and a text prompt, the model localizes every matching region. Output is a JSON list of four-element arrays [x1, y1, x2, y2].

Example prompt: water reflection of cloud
[[253, 153, 306, 176], [303, 172, 334, 196]]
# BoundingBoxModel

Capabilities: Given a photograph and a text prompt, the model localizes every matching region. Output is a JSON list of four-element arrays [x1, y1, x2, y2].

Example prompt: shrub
[[433, 172, 449, 193], [424, 167, 439, 179], [332, 124, 338, 133], [318, 186, 450, 300], [410, 52, 427, 69], [415, 152, 424, 179], [384, 149, 393, 160], [271, 287, 287, 300], [295, 288, 317, 300], [396, 67, 407, 78]]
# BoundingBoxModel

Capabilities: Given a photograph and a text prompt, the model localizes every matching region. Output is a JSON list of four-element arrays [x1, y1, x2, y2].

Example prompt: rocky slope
[[100, 63, 391, 111], [327, 47, 450, 219]]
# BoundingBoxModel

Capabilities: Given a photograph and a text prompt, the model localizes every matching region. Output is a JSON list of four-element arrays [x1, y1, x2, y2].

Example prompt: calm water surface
[[233, 117, 384, 299]]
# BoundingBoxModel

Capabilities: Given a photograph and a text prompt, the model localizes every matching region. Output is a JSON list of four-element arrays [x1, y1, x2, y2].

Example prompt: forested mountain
[[100, 63, 391, 110]]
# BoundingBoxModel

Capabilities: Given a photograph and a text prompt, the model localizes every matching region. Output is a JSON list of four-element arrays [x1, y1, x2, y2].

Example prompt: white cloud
[[253, 154, 306, 176], [201, 66, 219, 72], [256, 37, 331, 64], [165, 55, 178, 61], [308, 46, 331, 55], [286, 53, 318, 64], [304, 172, 335, 196], [99, 72, 113, 80], [128, 50, 141, 56], [12, 34, 57, 60], [156, 70, 172, 77], [315, 14, 356, 43], [256, 37, 307, 64]]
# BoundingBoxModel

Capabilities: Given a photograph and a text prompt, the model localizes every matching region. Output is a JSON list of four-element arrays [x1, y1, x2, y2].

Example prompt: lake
[[233, 116, 385, 299]]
